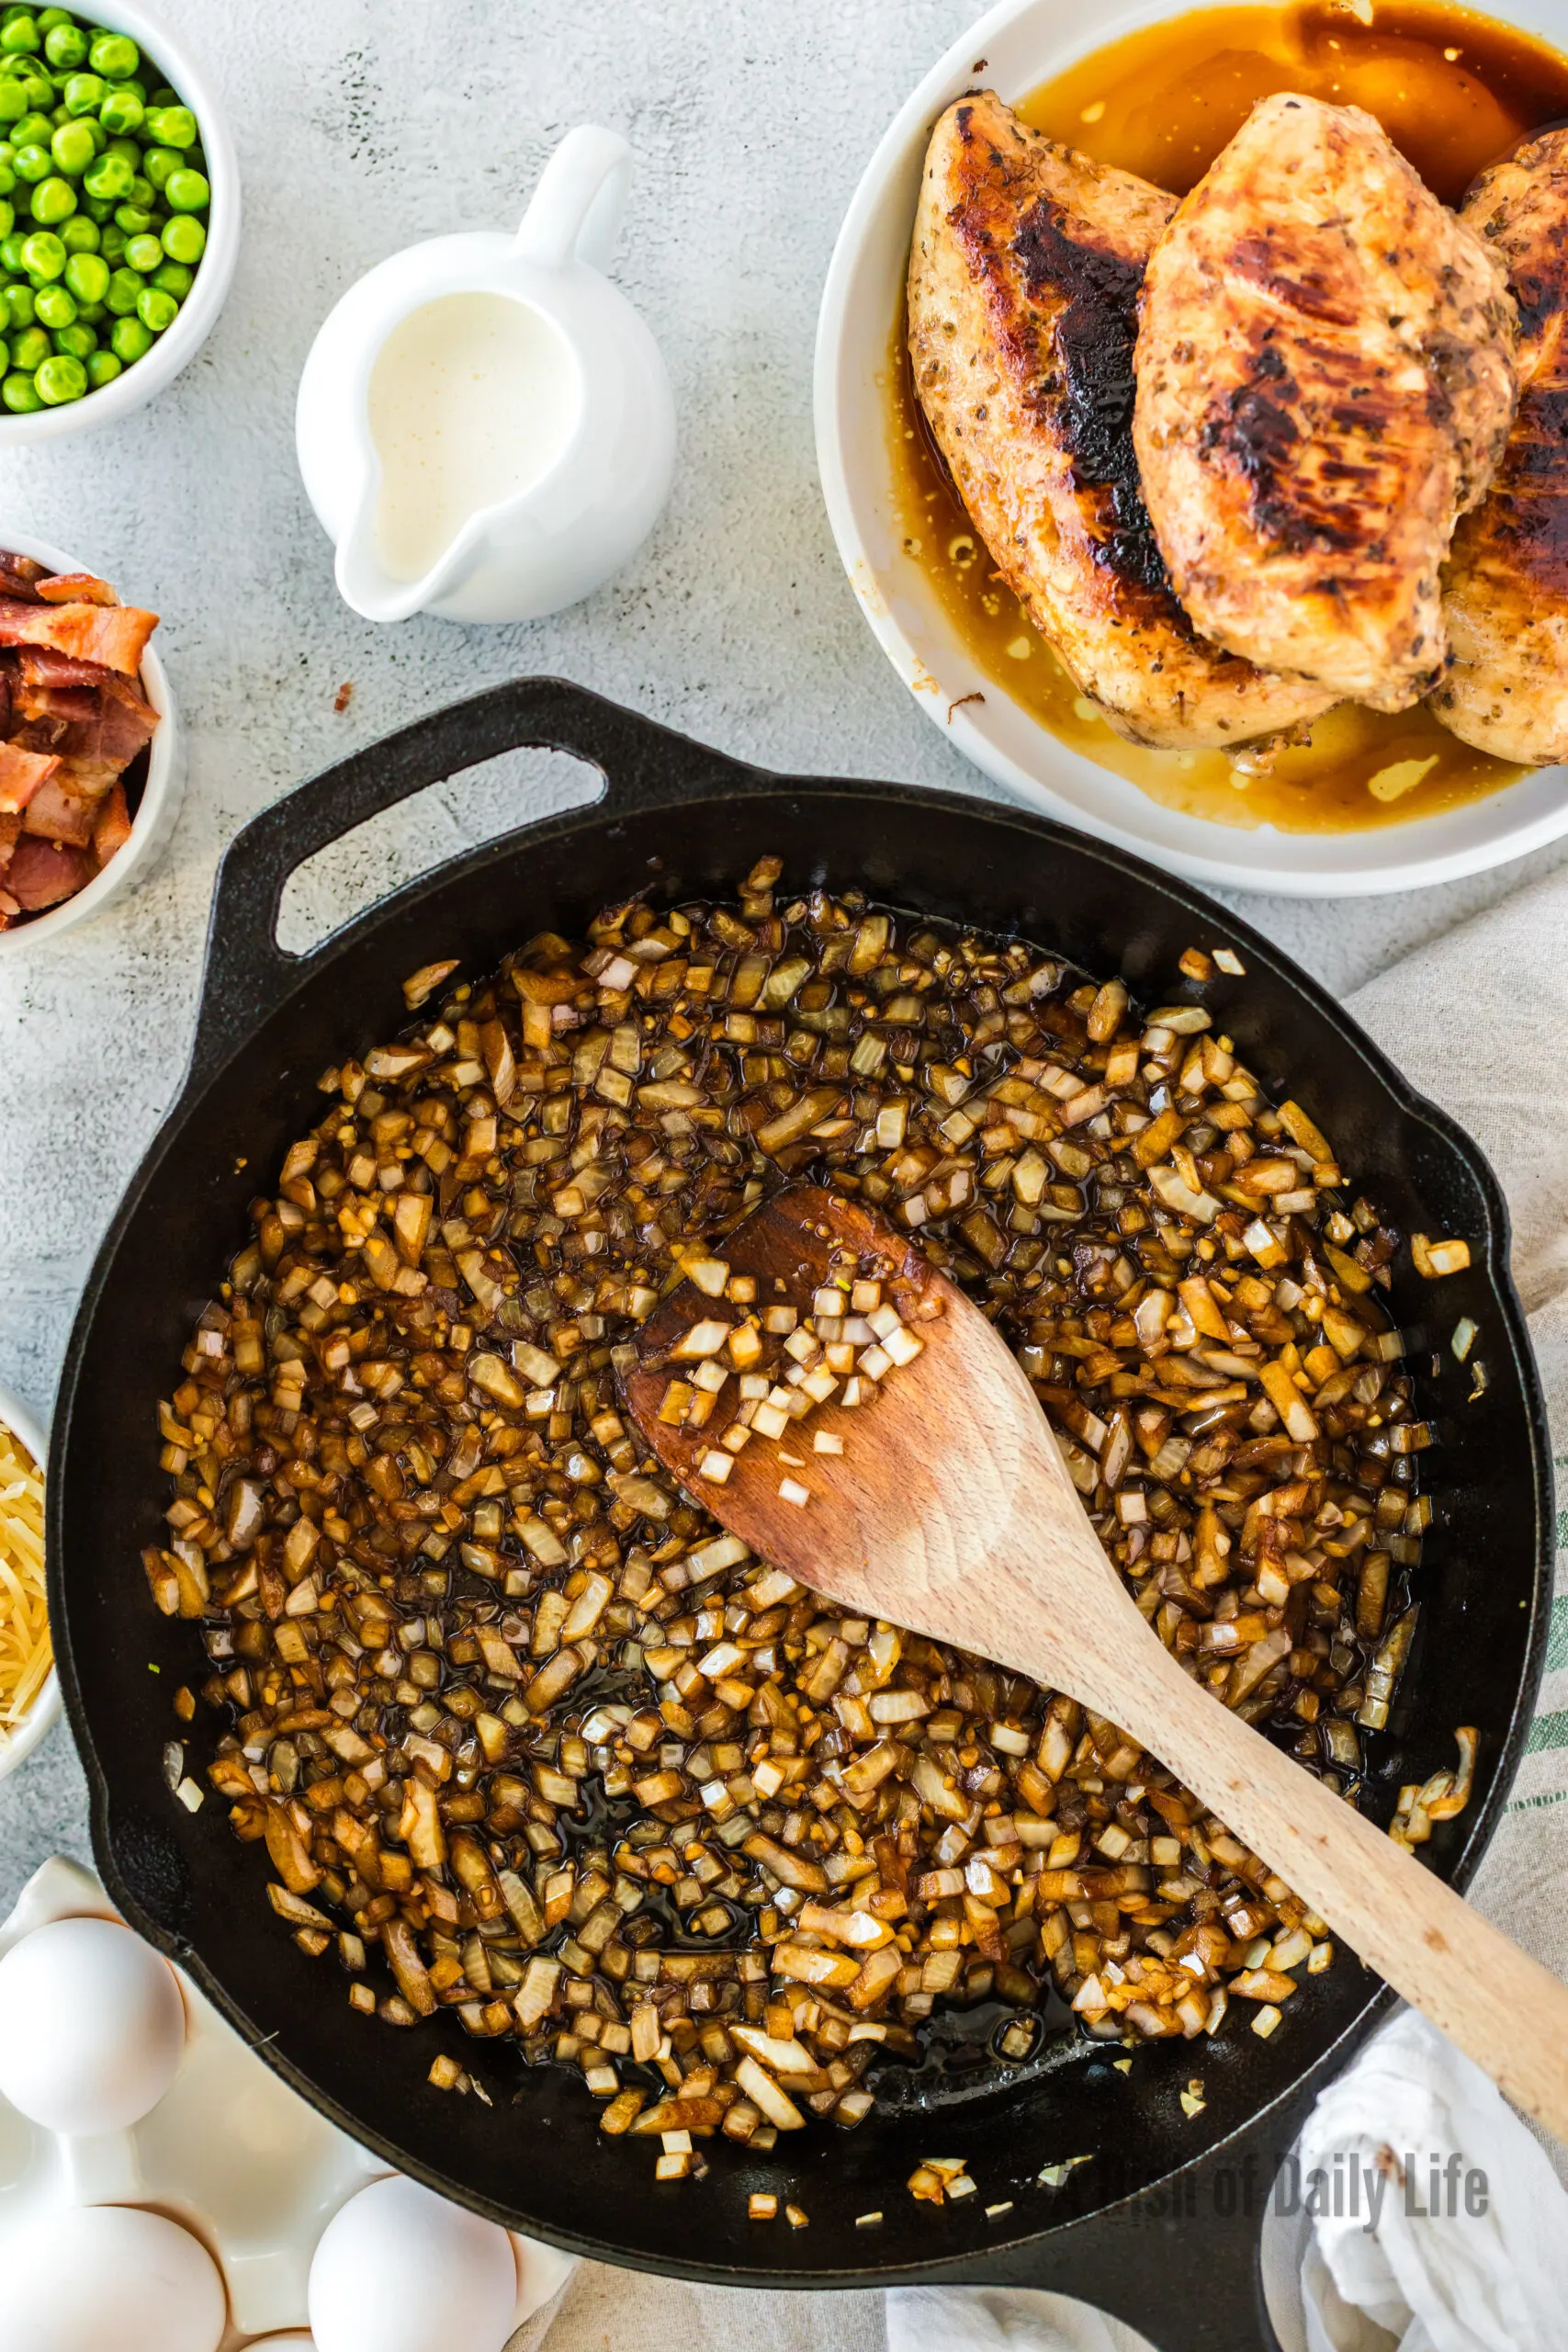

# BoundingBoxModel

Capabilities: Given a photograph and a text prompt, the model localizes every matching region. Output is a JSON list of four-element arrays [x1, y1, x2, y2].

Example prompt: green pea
[[146, 82, 175, 107], [41, 20, 81, 68], [49, 116, 90, 173], [35, 346, 81, 400], [102, 130, 134, 160], [53, 319, 93, 356], [159, 209, 201, 266], [59, 209, 93, 248], [31, 271, 67, 321], [0, 79, 26, 123], [102, 258, 137, 310], [10, 138, 44, 178], [0, 165, 15, 197], [149, 255, 186, 296], [87, 30, 134, 77], [97, 81, 138, 133], [0, 227, 21, 268], [83, 342, 114, 383], [36, 8, 74, 29], [124, 169, 151, 207], [133, 279, 172, 332], [17, 221, 56, 272], [0, 199, 11, 240], [2, 366, 40, 407], [107, 308, 146, 359], [28, 173, 73, 221], [164, 165, 206, 214], [10, 104, 44, 141], [122, 227, 156, 271], [61, 67, 101, 116], [110, 198, 147, 232], [80, 144, 126, 198], [144, 100, 194, 148], [141, 141, 177, 187], [0, 19, 39, 57], [73, 292, 96, 318], [0, 275, 28, 322], [96, 216, 118, 257], [10, 320, 46, 365]]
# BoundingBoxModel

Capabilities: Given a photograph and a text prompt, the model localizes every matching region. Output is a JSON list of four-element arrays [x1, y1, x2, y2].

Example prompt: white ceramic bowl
[[0, 0, 239, 445], [0, 1379, 60, 1780], [0, 526, 183, 946], [814, 0, 1568, 898]]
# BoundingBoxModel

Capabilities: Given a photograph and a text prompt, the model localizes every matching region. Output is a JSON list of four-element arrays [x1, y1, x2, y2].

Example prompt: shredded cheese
[[0, 1422, 49, 1731]]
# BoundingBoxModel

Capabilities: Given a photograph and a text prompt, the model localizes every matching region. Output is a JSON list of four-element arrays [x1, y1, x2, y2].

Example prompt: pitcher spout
[[333, 478, 479, 626]]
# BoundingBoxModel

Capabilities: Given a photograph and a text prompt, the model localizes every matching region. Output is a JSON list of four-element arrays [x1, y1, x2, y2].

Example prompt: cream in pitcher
[[367, 293, 581, 584], [296, 127, 675, 626]]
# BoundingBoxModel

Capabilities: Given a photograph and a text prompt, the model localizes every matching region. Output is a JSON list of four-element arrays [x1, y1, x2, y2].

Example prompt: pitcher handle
[[514, 124, 632, 271]]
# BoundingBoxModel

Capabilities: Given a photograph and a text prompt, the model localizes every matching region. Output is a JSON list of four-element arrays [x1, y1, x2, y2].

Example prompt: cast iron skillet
[[49, 680, 1552, 2352]]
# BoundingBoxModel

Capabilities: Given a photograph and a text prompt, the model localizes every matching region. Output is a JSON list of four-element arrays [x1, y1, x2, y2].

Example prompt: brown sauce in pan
[[886, 1, 1568, 833]]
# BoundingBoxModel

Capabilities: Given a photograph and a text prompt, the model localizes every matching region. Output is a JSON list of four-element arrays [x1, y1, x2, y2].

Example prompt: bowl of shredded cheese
[[0, 1384, 57, 1777]]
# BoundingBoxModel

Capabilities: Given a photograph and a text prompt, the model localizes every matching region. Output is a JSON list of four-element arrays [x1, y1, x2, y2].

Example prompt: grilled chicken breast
[[908, 91, 1337, 752], [1134, 94, 1517, 712], [1428, 128, 1568, 764]]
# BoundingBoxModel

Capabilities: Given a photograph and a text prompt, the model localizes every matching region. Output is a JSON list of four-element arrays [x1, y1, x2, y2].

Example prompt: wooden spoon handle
[[1066, 1623, 1568, 2138]]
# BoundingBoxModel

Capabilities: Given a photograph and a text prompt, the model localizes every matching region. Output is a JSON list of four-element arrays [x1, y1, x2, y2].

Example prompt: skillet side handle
[[958, 2085, 1309, 2352], [184, 675, 763, 1095]]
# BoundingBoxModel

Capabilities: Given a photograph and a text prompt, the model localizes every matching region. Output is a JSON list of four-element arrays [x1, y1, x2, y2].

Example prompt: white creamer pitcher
[[296, 127, 676, 626]]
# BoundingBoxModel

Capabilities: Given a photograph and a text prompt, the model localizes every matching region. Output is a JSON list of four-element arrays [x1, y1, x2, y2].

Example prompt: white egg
[[5, 2204, 226, 2352], [309, 2175, 517, 2352], [0, 1916, 186, 2133]]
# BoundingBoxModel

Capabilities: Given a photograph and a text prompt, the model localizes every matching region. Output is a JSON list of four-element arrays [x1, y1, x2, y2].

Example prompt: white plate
[[0, 1859, 578, 2348], [813, 0, 1568, 897]]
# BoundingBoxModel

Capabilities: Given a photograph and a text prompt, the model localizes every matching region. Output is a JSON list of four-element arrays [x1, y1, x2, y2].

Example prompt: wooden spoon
[[621, 1182, 1568, 2140]]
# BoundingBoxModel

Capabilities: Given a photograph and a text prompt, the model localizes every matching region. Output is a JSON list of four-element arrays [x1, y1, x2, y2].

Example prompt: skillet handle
[[963, 2081, 1308, 2352], [186, 676, 764, 1094]]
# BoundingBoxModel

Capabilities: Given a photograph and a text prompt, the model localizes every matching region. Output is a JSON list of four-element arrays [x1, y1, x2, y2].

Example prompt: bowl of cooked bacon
[[0, 534, 178, 941]]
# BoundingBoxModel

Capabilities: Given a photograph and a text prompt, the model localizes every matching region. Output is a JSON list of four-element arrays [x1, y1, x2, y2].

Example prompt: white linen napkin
[[518, 865, 1568, 2352], [1292, 2011, 1568, 2352]]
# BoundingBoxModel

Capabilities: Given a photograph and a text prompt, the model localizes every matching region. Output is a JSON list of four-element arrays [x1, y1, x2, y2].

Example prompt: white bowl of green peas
[[0, 1, 237, 436]]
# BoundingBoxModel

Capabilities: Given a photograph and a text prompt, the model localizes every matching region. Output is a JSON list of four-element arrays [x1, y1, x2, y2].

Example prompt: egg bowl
[[0, 1379, 60, 1779], [813, 0, 1568, 897]]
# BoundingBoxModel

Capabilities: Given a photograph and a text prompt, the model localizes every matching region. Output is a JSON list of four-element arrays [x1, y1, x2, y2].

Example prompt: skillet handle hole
[[276, 746, 603, 958]]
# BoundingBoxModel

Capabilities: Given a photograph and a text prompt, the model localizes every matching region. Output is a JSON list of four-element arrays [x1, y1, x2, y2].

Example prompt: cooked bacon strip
[[21, 774, 101, 849], [15, 667, 158, 772], [93, 781, 132, 866], [0, 596, 157, 677], [17, 645, 116, 691], [0, 551, 48, 602], [0, 809, 18, 873], [6, 834, 89, 909], [0, 738, 62, 814], [34, 571, 118, 607]]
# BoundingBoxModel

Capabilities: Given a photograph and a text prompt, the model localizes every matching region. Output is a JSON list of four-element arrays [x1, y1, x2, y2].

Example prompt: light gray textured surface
[[0, 0, 1561, 1905]]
